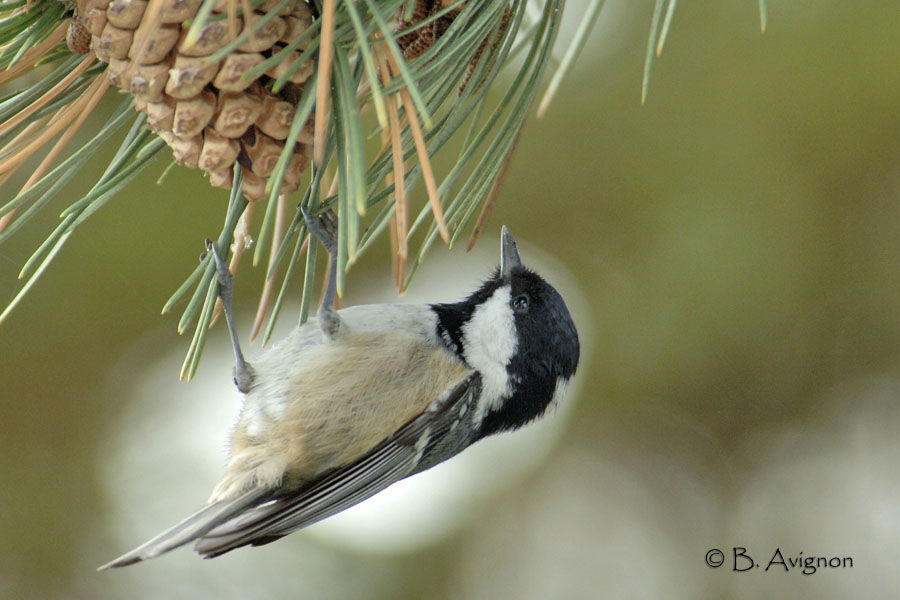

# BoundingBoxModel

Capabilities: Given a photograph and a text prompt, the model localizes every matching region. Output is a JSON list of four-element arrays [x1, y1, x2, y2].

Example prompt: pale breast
[[231, 304, 471, 481]]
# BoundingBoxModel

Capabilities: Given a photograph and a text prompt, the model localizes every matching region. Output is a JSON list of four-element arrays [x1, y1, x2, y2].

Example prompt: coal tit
[[100, 210, 579, 569]]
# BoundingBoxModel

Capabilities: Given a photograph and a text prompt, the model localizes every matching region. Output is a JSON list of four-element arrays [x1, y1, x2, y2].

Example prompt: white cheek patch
[[461, 286, 517, 419]]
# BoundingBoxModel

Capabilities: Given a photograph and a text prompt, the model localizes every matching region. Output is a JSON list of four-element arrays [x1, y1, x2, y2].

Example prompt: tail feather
[[97, 489, 269, 570], [193, 498, 287, 558]]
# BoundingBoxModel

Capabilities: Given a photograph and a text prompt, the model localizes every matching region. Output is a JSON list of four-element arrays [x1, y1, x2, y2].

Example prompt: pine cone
[[63, 0, 499, 201], [69, 0, 316, 200]]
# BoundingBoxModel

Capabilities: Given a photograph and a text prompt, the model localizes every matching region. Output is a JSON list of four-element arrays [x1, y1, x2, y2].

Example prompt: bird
[[99, 208, 579, 569]]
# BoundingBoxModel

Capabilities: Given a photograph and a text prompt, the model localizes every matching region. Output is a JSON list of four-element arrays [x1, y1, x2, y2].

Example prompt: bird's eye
[[512, 293, 530, 313]]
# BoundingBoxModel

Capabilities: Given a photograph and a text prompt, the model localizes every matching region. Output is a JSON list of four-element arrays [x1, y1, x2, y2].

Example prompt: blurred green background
[[2, 1, 900, 598]]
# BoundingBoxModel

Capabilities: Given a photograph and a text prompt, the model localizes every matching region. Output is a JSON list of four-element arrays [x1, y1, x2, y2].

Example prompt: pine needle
[[641, 0, 666, 105], [0, 101, 135, 238], [388, 99, 407, 245], [344, 0, 387, 128], [227, 0, 240, 37], [0, 72, 109, 182], [385, 50, 449, 244], [10, 63, 103, 216], [0, 228, 68, 326], [361, 0, 432, 128], [313, 0, 337, 165], [655, 0, 677, 56], [250, 193, 287, 340], [183, 0, 219, 47], [240, 0, 254, 40], [0, 22, 66, 86], [380, 85, 407, 285], [0, 54, 94, 139], [378, 44, 408, 265], [537, 0, 606, 117], [130, 0, 165, 67], [468, 127, 523, 251], [0, 117, 47, 231]]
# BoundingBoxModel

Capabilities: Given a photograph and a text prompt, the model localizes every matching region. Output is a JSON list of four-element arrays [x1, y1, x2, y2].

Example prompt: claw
[[302, 206, 339, 256], [207, 241, 230, 287]]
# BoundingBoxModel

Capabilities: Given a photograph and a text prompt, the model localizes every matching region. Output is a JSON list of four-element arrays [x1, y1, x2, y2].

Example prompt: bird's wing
[[194, 370, 483, 558]]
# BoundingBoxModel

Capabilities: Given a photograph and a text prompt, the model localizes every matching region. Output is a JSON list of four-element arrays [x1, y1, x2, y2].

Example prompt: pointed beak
[[500, 225, 522, 278]]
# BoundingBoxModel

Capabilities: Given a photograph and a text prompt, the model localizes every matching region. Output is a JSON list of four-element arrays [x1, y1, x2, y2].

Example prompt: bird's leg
[[206, 239, 255, 393], [301, 206, 341, 338]]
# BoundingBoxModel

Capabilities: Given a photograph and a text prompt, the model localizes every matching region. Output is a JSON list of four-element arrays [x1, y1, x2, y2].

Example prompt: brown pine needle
[[20, 74, 103, 191], [382, 50, 447, 244], [0, 55, 96, 140], [326, 164, 339, 197], [0, 117, 48, 188], [373, 128, 391, 158], [224, 0, 238, 38], [376, 44, 408, 264], [378, 121, 405, 290], [250, 193, 288, 341], [0, 75, 105, 234], [398, 87, 448, 244], [313, 0, 337, 166], [0, 74, 109, 180], [373, 65, 403, 288], [0, 123, 47, 232], [130, 0, 165, 67], [0, 23, 68, 86], [225, 0, 238, 37], [388, 97, 407, 258], [389, 211, 400, 289], [393, 212, 407, 290], [319, 160, 331, 201], [240, 0, 256, 42]]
